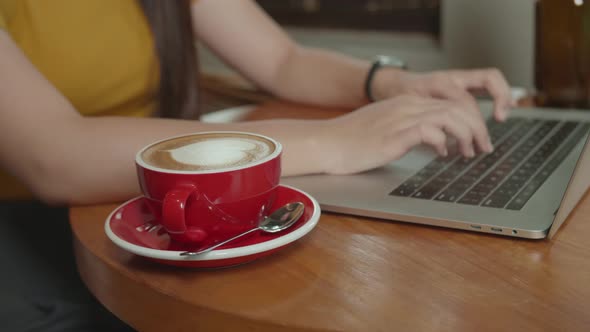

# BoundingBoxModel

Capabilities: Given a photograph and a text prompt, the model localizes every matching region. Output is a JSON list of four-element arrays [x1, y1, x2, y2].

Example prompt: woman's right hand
[[317, 94, 495, 175]]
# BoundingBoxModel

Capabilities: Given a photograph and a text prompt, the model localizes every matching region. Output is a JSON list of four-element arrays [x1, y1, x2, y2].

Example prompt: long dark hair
[[139, 0, 199, 119]]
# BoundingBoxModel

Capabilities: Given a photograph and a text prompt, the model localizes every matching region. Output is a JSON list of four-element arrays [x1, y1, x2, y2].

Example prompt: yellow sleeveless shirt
[[0, 0, 159, 200]]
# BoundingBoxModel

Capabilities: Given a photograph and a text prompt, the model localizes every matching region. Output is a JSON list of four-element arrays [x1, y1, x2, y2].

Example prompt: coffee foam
[[141, 133, 275, 171], [169, 138, 269, 168]]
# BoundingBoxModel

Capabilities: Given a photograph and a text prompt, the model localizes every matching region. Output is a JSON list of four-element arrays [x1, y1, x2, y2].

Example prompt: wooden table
[[70, 102, 590, 332]]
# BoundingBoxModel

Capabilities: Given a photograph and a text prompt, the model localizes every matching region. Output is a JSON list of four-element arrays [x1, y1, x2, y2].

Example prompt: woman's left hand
[[373, 68, 515, 122]]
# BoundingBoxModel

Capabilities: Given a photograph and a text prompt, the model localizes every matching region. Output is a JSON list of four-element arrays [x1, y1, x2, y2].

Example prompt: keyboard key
[[434, 191, 462, 202], [411, 185, 441, 199], [482, 194, 511, 208], [458, 194, 484, 205], [390, 185, 414, 197]]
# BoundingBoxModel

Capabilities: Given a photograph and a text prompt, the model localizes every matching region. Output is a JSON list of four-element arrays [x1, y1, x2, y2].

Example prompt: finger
[[426, 77, 492, 138], [421, 110, 477, 157], [454, 69, 512, 122], [389, 97, 492, 155], [422, 98, 492, 154], [447, 100, 492, 154], [388, 123, 448, 160], [429, 84, 493, 151]]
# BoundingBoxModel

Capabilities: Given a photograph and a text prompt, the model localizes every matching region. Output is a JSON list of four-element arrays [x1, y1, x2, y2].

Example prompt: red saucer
[[105, 184, 320, 268]]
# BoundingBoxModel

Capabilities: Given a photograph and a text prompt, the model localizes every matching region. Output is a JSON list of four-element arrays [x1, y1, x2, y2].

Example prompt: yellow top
[[0, 0, 159, 200]]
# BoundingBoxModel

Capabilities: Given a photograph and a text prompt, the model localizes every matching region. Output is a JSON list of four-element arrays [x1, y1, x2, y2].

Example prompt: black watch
[[364, 55, 407, 102]]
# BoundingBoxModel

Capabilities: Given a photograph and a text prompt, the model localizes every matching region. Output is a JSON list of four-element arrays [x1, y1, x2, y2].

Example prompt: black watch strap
[[364, 55, 407, 102]]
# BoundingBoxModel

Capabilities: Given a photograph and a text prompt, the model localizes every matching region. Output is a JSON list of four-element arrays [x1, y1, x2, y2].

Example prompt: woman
[[0, 0, 512, 331]]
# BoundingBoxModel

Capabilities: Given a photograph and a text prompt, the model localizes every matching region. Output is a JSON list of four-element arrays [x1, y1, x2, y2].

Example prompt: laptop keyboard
[[390, 118, 590, 210]]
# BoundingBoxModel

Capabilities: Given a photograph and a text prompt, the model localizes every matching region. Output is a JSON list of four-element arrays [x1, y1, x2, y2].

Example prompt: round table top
[[70, 102, 590, 332]]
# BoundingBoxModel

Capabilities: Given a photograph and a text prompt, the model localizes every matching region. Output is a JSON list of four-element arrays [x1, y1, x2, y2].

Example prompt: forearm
[[269, 47, 370, 108], [24, 116, 328, 205], [192, 0, 371, 108]]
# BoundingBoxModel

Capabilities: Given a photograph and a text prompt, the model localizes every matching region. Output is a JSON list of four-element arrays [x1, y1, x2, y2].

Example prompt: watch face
[[378, 55, 407, 69]]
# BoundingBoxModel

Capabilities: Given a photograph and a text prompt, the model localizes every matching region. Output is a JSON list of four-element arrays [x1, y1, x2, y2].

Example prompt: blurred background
[[200, 0, 587, 111]]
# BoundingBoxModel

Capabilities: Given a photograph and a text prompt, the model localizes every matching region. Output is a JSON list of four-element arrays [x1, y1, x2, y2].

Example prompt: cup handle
[[162, 184, 208, 243]]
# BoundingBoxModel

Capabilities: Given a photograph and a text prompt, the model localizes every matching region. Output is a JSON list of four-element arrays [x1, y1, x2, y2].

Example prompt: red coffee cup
[[135, 132, 282, 249]]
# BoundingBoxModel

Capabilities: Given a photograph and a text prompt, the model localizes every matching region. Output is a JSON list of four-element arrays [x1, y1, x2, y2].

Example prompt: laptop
[[282, 102, 590, 239]]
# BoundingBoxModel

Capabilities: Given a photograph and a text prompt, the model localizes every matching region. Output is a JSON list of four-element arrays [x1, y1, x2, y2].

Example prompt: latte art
[[141, 133, 276, 171], [168, 138, 271, 168]]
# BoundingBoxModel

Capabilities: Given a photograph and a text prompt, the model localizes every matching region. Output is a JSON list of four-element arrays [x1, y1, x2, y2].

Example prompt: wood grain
[[70, 102, 590, 332]]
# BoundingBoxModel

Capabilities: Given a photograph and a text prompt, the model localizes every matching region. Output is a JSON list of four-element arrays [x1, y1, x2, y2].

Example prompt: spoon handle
[[179, 227, 260, 257]]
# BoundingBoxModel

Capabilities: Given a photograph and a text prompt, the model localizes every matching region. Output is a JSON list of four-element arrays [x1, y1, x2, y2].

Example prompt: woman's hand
[[318, 94, 495, 175], [373, 68, 514, 122]]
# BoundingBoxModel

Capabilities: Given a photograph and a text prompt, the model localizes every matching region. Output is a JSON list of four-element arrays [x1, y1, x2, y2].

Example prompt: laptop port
[[490, 227, 503, 232], [470, 225, 482, 229]]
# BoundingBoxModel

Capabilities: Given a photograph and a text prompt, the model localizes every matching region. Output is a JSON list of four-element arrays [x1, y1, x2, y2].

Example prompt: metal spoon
[[179, 202, 305, 257]]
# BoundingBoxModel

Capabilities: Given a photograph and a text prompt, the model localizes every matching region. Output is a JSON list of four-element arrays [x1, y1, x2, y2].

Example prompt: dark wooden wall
[[256, 0, 440, 36]]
